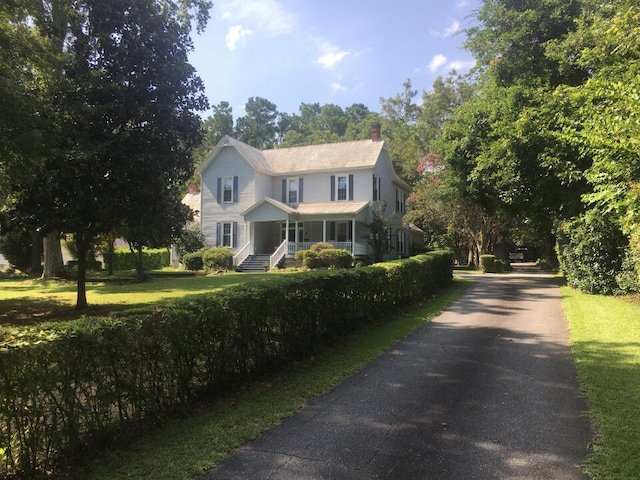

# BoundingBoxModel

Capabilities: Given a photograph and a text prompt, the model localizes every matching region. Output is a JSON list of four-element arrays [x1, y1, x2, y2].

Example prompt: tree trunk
[[75, 236, 89, 310], [107, 239, 114, 276], [41, 232, 64, 278], [30, 233, 43, 275]]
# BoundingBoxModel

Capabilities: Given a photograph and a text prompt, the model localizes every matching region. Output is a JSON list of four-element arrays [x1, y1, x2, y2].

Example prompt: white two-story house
[[195, 124, 415, 269]]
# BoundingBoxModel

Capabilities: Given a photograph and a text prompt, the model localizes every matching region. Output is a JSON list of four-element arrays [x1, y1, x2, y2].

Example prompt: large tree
[[5, 0, 209, 308], [235, 96, 281, 149]]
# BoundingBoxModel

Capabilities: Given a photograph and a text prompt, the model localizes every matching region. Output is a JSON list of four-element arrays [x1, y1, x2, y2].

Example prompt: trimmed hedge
[[182, 251, 204, 271], [0, 251, 453, 477], [479, 254, 496, 273], [295, 248, 353, 269], [110, 248, 170, 271], [202, 247, 233, 271]]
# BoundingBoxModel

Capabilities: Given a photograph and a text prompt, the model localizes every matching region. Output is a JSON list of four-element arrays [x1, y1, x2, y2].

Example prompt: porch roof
[[242, 198, 369, 222]]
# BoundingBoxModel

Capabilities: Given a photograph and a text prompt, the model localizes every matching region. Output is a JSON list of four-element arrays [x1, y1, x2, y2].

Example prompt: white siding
[[200, 147, 257, 246]]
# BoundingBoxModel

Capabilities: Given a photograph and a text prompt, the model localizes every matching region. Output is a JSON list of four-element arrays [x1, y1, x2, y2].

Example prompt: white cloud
[[447, 60, 477, 73], [314, 37, 351, 69], [218, 0, 296, 35], [318, 51, 350, 69], [444, 20, 460, 37], [225, 25, 254, 50], [429, 54, 448, 72], [331, 82, 347, 94]]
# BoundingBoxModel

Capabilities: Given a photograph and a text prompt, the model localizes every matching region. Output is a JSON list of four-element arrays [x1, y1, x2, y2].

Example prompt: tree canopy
[[0, 0, 210, 307]]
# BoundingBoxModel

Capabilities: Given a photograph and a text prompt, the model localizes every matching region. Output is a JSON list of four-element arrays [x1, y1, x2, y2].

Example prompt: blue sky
[[188, 0, 480, 118]]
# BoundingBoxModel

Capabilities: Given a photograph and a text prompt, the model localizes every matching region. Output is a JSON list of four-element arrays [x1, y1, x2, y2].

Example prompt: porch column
[[322, 220, 327, 243], [285, 218, 290, 242], [351, 217, 356, 255]]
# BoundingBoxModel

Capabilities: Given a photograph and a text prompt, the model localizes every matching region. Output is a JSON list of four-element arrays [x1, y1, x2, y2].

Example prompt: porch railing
[[270, 240, 287, 269], [234, 242, 253, 267], [286, 241, 367, 256]]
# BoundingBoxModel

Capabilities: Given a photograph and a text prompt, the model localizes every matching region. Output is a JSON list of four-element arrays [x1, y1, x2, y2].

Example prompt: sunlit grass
[[0, 272, 272, 324], [561, 287, 640, 479]]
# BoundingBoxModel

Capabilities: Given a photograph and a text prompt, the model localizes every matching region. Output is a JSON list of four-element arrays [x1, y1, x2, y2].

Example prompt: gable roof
[[196, 135, 410, 189], [264, 140, 385, 174]]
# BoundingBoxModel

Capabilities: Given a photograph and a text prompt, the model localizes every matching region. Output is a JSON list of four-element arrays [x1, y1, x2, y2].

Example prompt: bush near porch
[[0, 251, 452, 477]]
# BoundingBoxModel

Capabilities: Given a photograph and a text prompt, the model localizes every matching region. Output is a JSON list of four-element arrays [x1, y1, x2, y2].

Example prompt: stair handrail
[[270, 240, 287, 269], [234, 242, 253, 267]]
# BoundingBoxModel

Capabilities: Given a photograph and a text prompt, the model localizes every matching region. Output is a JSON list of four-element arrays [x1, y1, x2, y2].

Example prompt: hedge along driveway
[[0, 252, 453, 477]]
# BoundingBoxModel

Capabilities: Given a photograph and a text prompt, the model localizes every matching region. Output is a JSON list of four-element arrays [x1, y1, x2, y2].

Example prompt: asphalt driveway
[[197, 266, 593, 479]]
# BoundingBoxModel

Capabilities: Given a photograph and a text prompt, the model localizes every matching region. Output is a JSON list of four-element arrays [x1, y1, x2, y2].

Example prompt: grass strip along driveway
[[561, 287, 640, 479]]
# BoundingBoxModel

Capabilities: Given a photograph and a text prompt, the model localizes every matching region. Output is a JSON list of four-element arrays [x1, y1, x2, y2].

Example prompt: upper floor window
[[373, 174, 381, 201], [331, 174, 354, 201], [223, 176, 234, 203], [337, 176, 347, 200], [282, 177, 303, 204], [288, 178, 299, 204], [396, 188, 406, 213], [217, 176, 238, 203]]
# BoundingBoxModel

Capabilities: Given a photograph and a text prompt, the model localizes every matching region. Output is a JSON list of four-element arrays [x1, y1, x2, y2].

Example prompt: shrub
[[295, 249, 324, 269], [182, 251, 204, 271], [174, 227, 205, 262], [310, 242, 334, 252], [320, 248, 353, 269], [203, 247, 233, 271], [495, 259, 505, 273], [480, 255, 496, 273], [615, 248, 640, 294], [556, 210, 628, 295], [111, 248, 170, 271]]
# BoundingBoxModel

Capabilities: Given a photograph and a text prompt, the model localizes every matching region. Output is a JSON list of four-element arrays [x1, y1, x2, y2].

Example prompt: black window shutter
[[215, 222, 221, 247], [233, 176, 239, 202], [299, 177, 304, 203], [232, 221, 238, 247], [348, 174, 354, 201], [330, 176, 335, 201], [282, 179, 287, 203], [216, 177, 222, 203]]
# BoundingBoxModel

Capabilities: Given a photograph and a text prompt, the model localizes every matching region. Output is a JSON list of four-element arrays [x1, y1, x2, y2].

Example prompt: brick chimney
[[188, 184, 198, 194], [371, 123, 381, 142]]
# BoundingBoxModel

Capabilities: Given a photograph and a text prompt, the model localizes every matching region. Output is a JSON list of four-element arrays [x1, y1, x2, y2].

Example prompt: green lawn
[[561, 287, 640, 479], [0, 271, 272, 326]]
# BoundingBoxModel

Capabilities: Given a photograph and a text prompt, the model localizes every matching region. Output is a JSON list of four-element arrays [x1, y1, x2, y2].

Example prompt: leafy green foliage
[[479, 255, 497, 273], [556, 210, 628, 294], [0, 252, 452, 476], [111, 248, 171, 272], [174, 227, 205, 262], [182, 251, 204, 271], [295, 247, 353, 269], [202, 247, 233, 271]]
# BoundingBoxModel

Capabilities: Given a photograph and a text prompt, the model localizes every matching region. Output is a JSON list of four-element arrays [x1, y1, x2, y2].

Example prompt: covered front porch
[[236, 198, 371, 269]]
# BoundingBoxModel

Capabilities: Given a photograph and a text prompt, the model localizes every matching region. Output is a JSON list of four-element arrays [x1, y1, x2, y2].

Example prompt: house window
[[331, 174, 353, 201], [216, 221, 237, 247], [328, 221, 352, 242], [288, 178, 298, 204], [337, 176, 347, 200], [222, 176, 234, 203], [222, 222, 232, 246], [373, 174, 380, 201], [281, 222, 304, 242], [397, 230, 406, 255], [396, 189, 406, 213]]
